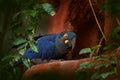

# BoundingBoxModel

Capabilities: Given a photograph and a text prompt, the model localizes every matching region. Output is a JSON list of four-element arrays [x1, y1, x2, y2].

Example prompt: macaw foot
[[31, 59, 48, 65], [31, 59, 64, 65], [49, 59, 64, 62]]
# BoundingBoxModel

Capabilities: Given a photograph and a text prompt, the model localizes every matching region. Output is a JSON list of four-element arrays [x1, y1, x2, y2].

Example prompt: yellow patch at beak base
[[64, 40, 70, 44]]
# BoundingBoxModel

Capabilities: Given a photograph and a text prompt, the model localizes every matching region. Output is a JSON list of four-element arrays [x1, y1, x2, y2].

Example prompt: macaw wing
[[24, 40, 55, 60], [38, 40, 55, 60]]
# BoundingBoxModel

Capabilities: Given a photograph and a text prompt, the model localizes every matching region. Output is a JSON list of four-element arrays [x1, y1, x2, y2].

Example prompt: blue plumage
[[16, 31, 76, 65], [24, 34, 57, 60]]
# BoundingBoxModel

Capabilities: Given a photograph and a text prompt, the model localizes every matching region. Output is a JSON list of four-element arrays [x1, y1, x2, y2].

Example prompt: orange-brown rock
[[22, 47, 120, 80]]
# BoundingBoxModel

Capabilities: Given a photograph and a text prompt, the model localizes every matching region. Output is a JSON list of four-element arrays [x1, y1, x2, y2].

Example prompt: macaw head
[[55, 31, 76, 54]]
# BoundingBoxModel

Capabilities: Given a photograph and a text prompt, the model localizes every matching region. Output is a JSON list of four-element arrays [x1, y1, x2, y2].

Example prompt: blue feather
[[16, 31, 76, 65], [24, 34, 57, 60]]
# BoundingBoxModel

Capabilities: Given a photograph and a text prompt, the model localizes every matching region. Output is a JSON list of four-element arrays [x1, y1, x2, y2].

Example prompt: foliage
[[77, 27, 119, 79], [110, 26, 120, 40], [103, 26, 120, 51], [0, 55, 22, 80], [102, 0, 120, 16], [77, 49, 117, 80], [0, 0, 55, 80], [79, 45, 101, 58]]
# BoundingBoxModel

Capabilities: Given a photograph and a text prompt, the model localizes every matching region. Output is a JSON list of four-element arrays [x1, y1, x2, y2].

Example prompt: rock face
[[47, 0, 104, 59], [22, 48, 119, 80]]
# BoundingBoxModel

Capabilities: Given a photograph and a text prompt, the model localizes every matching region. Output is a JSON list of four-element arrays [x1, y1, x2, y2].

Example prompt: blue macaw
[[16, 31, 76, 65]]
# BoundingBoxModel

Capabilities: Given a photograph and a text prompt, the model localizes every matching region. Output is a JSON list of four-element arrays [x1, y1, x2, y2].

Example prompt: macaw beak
[[66, 38, 76, 50], [71, 38, 76, 49]]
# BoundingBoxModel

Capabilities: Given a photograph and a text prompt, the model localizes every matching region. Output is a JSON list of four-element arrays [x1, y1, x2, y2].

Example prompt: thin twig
[[95, 37, 104, 55], [88, 0, 107, 41], [115, 17, 120, 26]]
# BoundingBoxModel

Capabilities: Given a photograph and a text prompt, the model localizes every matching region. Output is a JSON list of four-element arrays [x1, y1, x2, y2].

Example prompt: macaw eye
[[63, 33, 68, 38], [64, 39, 70, 44]]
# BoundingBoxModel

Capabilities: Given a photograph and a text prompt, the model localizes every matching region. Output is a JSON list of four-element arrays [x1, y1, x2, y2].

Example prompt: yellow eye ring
[[63, 33, 68, 38], [64, 40, 70, 44]]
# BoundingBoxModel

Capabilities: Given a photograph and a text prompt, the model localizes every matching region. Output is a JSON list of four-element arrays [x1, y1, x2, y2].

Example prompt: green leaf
[[79, 48, 92, 55], [41, 3, 56, 16], [110, 26, 120, 40], [102, 0, 120, 15], [89, 51, 94, 58], [79, 62, 90, 69], [91, 45, 101, 51], [13, 54, 22, 62], [91, 72, 101, 80], [27, 31, 34, 40], [17, 43, 28, 50], [101, 73, 110, 79], [95, 63, 110, 69], [77, 62, 93, 71], [103, 45, 112, 51], [22, 58, 31, 68], [103, 43, 119, 51], [19, 48, 26, 55], [27, 25, 34, 31], [29, 41, 38, 53], [13, 37, 27, 45], [93, 56, 108, 62], [100, 69, 116, 79], [28, 10, 37, 17], [110, 59, 117, 67]]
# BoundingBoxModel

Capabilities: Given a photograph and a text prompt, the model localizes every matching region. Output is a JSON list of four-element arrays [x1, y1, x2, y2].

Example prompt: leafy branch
[[0, 0, 55, 80]]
